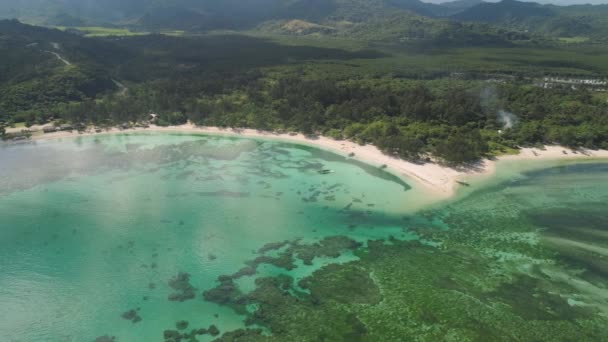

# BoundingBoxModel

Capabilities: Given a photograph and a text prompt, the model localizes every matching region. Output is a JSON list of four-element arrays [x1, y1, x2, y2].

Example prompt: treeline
[[6, 71, 607, 165]]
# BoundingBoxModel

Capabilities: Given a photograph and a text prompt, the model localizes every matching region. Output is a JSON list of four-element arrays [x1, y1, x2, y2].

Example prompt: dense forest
[[30, 76, 606, 164], [1, 15, 608, 164]]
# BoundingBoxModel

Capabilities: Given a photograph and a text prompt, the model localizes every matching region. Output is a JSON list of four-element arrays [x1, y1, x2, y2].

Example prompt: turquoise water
[[1, 134, 607, 341], [0, 133, 423, 341]]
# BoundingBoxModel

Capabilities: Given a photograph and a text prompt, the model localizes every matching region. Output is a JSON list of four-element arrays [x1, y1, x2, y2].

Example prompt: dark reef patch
[[163, 324, 220, 341], [168, 272, 197, 302], [298, 264, 382, 305], [121, 309, 142, 324], [176, 320, 189, 330]]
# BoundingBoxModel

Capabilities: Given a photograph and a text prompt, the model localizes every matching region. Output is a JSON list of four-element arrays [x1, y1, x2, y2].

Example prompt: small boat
[[318, 169, 334, 175], [456, 180, 470, 187]]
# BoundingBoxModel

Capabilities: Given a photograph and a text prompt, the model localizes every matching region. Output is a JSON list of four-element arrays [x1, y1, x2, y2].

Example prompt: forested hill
[[452, 0, 608, 39], [4, 0, 608, 44], [0, 0, 486, 28], [0, 20, 126, 119]]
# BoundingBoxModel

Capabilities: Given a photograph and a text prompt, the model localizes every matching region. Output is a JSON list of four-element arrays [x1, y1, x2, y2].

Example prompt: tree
[[434, 129, 488, 165], [402, 84, 434, 121], [377, 131, 425, 161], [157, 111, 188, 126]]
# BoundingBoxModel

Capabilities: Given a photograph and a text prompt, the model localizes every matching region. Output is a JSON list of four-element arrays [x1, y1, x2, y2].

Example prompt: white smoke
[[480, 85, 519, 130], [497, 110, 518, 129]]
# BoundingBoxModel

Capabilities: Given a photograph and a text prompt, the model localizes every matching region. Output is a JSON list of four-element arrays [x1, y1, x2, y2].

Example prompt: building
[[539, 77, 608, 91]]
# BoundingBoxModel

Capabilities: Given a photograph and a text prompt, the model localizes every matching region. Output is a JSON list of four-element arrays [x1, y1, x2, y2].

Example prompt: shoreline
[[5, 123, 608, 198]]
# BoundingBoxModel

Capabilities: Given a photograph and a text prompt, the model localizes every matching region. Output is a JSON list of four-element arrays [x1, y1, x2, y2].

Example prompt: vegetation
[[2, 19, 608, 163], [452, 0, 608, 41], [201, 163, 608, 341]]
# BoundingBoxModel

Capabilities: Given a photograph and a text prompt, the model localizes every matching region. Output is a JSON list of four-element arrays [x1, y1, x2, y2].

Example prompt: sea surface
[[0, 133, 607, 341]]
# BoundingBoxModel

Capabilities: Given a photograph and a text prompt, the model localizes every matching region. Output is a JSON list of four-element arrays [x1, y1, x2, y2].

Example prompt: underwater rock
[[168, 272, 196, 302], [121, 309, 142, 323], [247, 252, 296, 270], [287, 236, 361, 265], [168, 290, 195, 302], [176, 320, 189, 330], [213, 329, 263, 341], [257, 240, 289, 254], [121, 309, 136, 320], [231, 266, 256, 279], [203, 277, 241, 305], [163, 329, 181, 341], [207, 325, 220, 336]]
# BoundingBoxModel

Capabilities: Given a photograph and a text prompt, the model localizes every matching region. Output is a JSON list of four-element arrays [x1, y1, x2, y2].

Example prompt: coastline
[[5, 123, 608, 198]]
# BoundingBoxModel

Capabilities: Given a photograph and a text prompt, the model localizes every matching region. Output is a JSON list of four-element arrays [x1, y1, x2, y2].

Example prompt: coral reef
[[207, 235, 608, 341], [163, 324, 221, 342], [121, 309, 142, 324], [168, 272, 197, 302], [176, 320, 189, 330]]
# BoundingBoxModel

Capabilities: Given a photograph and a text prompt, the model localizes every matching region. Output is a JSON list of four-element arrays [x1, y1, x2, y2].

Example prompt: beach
[[5, 123, 608, 198]]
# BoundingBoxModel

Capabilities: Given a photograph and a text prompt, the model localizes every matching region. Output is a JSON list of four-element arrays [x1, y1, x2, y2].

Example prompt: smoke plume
[[497, 110, 518, 129]]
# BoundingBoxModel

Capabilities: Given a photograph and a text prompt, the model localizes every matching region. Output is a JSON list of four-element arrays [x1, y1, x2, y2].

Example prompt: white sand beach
[[6, 123, 608, 198]]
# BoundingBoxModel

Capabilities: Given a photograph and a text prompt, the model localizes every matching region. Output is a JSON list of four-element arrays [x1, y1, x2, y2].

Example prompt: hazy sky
[[423, 0, 608, 4]]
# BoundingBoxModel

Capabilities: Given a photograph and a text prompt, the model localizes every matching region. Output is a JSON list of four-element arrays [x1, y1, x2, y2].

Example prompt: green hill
[[453, 0, 556, 22], [0, 20, 125, 122], [452, 0, 608, 40], [1, 0, 488, 30]]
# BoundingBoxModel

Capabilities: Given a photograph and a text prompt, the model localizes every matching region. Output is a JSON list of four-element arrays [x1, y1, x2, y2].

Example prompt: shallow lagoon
[[1, 134, 607, 341], [0, 133, 426, 341]]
